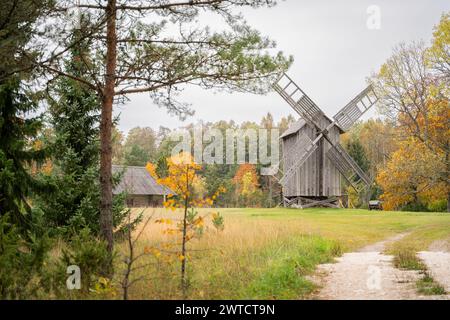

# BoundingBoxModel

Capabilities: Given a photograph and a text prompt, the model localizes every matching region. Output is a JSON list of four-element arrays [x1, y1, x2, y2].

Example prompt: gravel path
[[418, 251, 450, 293], [357, 233, 408, 252], [428, 238, 450, 252], [312, 234, 449, 300]]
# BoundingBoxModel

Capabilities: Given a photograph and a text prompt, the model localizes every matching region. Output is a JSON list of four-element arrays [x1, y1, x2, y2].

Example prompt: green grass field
[[123, 208, 450, 299]]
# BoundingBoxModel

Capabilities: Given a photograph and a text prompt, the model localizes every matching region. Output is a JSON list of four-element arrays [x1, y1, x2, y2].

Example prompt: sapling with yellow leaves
[[146, 153, 225, 296]]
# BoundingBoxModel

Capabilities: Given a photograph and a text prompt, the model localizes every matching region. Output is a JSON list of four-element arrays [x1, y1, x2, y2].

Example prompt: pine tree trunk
[[99, 0, 117, 266]]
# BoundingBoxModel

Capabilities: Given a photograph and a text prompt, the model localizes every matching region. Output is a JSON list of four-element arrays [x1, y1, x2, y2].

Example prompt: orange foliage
[[232, 164, 259, 196]]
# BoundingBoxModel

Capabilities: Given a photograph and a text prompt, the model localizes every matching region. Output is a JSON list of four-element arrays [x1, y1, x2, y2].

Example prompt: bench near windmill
[[271, 73, 378, 208]]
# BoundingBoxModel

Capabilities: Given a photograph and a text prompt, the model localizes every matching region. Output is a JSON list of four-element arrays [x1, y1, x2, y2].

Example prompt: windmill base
[[283, 196, 343, 209]]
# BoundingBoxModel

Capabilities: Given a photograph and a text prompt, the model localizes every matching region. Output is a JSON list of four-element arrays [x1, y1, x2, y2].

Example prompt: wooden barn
[[112, 165, 172, 207], [280, 117, 344, 202]]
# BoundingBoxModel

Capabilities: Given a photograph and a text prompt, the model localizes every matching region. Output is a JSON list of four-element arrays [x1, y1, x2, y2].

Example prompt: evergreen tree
[[123, 144, 149, 166], [37, 32, 127, 236], [346, 139, 370, 175], [0, 0, 52, 231], [0, 78, 47, 229]]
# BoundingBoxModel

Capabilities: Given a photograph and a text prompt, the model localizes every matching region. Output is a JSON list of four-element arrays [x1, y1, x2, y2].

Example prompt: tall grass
[[117, 209, 344, 299], [114, 208, 450, 299]]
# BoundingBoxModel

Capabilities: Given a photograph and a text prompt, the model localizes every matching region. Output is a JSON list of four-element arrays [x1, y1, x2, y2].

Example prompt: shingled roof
[[280, 117, 345, 139], [280, 119, 307, 139], [112, 165, 172, 196]]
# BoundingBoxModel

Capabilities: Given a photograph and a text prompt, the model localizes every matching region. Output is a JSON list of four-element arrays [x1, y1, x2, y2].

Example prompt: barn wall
[[282, 117, 342, 197], [282, 123, 320, 197]]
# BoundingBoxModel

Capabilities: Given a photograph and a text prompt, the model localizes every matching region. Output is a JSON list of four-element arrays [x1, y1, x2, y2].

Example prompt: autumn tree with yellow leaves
[[372, 13, 449, 211], [377, 139, 447, 210], [148, 152, 224, 295]]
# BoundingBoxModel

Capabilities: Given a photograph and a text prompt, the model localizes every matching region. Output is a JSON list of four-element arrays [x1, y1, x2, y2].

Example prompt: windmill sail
[[273, 73, 326, 130], [326, 143, 371, 190], [332, 85, 378, 131], [273, 73, 327, 187]]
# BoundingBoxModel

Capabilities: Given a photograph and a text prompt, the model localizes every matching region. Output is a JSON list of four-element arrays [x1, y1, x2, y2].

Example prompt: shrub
[[427, 199, 447, 212], [400, 202, 429, 212], [46, 229, 115, 298], [64, 229, 113, 293], [0, 215, 50, 299]]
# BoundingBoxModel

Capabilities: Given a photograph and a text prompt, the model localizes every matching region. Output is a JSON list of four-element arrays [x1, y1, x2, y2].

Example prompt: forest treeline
[[111, 114, 295, 208]]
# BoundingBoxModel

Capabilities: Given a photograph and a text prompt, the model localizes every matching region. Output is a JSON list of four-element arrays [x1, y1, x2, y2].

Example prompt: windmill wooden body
[[271, 73, 378, 208]]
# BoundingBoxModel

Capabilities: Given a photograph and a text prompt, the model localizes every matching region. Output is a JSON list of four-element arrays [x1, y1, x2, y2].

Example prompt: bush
[[427, 199, 447, 212], [0, 215, 50, 299], [400, 202, 429, 212], [58, 229, 113, 296], [35, 228, 119, 299]]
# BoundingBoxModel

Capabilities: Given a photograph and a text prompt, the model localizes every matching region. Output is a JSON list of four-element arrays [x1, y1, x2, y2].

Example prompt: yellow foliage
[[376, 138, 447, 210], [373, 34, 449, 210], [158, 152, 201, 206], [145, 162, 158, 179], [158, 152, 225, 210], [155, 218, 173, 225], [144, 246, 162, 258], [91, 277, 117, 297], [427, 12, 450, 69]]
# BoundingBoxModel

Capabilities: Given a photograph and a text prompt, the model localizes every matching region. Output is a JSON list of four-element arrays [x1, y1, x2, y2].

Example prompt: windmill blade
[[273, 73, 327, 130], [279, 133, 321, 186], [326, 143, 371, 190], [332, 85, 378, 131]]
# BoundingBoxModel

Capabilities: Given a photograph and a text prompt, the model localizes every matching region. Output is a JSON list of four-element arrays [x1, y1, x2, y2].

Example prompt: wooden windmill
[[270, 73, 378, 208]]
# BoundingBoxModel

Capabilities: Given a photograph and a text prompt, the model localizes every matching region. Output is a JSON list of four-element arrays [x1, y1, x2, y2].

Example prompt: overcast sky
[[114, 0, 450, 135]]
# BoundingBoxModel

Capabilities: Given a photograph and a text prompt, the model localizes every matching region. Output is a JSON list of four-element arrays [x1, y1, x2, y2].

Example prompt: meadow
[[119, 208, 450, 300]]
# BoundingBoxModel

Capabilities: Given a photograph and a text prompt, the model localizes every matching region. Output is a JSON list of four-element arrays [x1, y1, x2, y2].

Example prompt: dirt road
[[313, 235, 449, 300]]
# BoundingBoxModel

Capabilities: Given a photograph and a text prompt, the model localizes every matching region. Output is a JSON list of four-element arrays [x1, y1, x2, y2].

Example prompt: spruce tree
[[0, 78, 47, 229], [37, 32, 127, 236], [347, 139, 370, 174], [0, 0, 52, 231]]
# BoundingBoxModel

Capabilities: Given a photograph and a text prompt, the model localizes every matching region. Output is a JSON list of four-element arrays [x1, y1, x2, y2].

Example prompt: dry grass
[[112, 207, 450, 299]]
